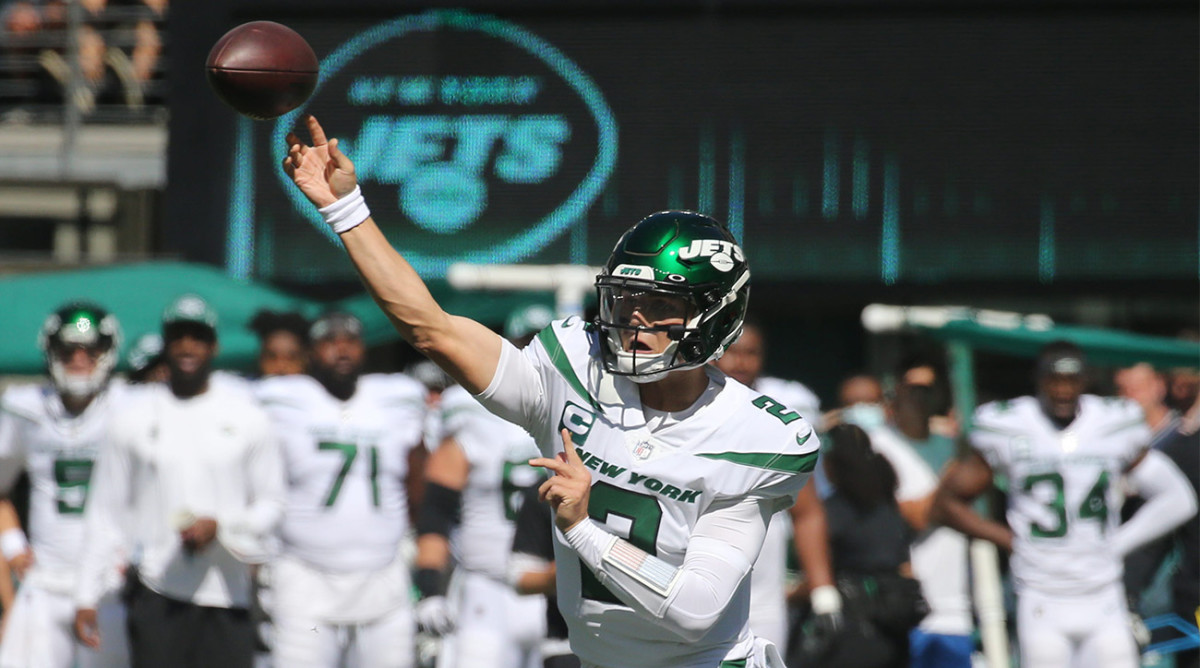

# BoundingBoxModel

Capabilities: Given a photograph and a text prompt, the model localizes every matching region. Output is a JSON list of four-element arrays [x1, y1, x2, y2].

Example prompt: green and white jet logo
[[274, 9, 618, 277]]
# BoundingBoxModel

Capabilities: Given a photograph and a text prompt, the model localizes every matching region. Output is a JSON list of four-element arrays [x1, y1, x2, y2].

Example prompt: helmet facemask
[[40, 307, 121, 400], [596, 270, 749, 383]]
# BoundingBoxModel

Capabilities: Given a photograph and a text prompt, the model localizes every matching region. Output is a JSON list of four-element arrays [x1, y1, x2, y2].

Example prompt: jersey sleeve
[[474, 338, 553, 446], [868, 427, 937, 502], [1108, 397, 1152, 469], [563, 493, 774, 642], [76, 409, 136, 608], [217, 407, 286, 564], [0, 388, 30, 495], [968, 401, 1016, 475]]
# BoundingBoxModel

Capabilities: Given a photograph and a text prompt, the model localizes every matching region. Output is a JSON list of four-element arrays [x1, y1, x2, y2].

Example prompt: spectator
[[73, 294, 286, 668], [1168, 367, 1199, 421], [800, 424, 923, 668], [823, 374, 885, 431], [1115, 363, 1180, 449], [0, 302, 130, 668], [248, 310, 310, 378], [255, 311, 427, 668]]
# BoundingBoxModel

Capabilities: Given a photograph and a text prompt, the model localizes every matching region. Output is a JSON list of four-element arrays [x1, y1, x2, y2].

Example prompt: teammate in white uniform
[[282, 115, 817, 667], [714, 321, 830, 650], [0, 303, 130, 668], [413, 306, 552, 668], [934, 341, 1197, 668], [255, 312, 427, 668]]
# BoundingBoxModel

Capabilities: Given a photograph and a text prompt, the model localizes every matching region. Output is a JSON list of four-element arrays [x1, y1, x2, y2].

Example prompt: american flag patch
[[605, 540, 678, 597]]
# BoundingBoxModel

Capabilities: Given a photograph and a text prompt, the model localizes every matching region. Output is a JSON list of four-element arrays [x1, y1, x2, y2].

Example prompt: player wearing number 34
[[284, 115, 819, 668], [934, 341, 1197, 668]]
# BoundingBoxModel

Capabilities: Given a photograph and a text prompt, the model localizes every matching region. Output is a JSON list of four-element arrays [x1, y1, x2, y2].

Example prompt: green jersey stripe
[[697, 450, 820, 474], [719, 659, 747, 668], [536, 326, 601, 410]]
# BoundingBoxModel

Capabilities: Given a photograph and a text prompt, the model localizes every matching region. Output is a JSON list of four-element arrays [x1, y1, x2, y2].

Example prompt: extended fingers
[[529, 456, 569, 476], [306, 114, 328, 145]]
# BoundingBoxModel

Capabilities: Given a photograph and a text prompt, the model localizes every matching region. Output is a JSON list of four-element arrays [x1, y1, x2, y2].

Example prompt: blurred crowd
[[0, 0, 165, 115], [0, 295, 1196, 668]]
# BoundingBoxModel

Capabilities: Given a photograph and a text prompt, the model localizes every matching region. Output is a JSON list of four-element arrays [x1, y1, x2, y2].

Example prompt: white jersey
[[478, 318, 817, 668], [970, 394, 1149, 596], [255, 374, 426, 573], [0, 381, 126, 594], [746, 376, 821, 649], [439, 384, 541, 581]]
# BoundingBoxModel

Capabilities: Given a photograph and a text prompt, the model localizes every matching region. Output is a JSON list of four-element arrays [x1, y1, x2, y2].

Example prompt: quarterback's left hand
[[531, 429, 591, 533]]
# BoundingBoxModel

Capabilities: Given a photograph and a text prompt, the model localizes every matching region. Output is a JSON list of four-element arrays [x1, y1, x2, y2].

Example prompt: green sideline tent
[[0, 261, 552, 374], [861, 304, 1200, 430]]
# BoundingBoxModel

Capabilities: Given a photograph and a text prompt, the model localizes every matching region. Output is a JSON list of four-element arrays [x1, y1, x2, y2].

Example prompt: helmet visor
[[599, 284, 695, 330]]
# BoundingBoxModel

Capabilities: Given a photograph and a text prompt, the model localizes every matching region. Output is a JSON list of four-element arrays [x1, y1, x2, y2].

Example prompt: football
[[205, 21, 319, 121]]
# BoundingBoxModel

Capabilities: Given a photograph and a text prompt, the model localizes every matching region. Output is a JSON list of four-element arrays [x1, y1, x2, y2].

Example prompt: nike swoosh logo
[[796, 430, 812, 446]]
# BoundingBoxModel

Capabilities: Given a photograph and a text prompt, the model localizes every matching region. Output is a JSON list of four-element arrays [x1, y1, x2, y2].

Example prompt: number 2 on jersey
[[318, 442, 381, 507], [1023, 470, 1109, 538]]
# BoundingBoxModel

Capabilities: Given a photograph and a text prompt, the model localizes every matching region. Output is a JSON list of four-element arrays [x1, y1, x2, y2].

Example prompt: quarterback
[[934, 341, 1197, 668], [284, 115, 816, 668], [0, 303, 129, 668]]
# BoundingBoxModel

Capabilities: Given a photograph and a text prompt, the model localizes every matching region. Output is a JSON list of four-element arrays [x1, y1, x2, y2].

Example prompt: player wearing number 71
[[933, 341, 1197, 668], [284, 115, 821, 668], [254, 311, 428, 668]]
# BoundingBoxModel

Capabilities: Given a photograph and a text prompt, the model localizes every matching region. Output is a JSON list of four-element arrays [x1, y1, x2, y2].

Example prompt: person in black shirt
[[509, 484, 578, 668], [801, 424, 924, 668]]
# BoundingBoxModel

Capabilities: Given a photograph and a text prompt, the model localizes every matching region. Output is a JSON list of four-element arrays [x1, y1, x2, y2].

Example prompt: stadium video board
[[218, 9, 1197, 285]]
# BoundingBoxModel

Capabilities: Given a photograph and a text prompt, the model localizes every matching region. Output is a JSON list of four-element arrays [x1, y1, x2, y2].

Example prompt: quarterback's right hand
[[74, 608, 101, 649], [414, 595, 455, 635], [283, 115, 358, 208]]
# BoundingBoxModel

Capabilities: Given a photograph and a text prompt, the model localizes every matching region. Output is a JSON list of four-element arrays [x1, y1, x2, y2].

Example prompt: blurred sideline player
[[935, 341, 1197, 668], [249, 309, 311, 378], [284, 115, 819, 667], [413, 304, 554, 668], [74, 295, 285, 668], [255, 312, 427, 668], [713, 320, 838, 650], [125, 332, 167, 384], [0, 302, 130, 668]]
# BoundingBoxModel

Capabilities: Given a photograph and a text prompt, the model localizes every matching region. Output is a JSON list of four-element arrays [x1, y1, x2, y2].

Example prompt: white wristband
[[811, 584, 843, 615], [0, 528, 28, 560], [318, 185, 371, 234]]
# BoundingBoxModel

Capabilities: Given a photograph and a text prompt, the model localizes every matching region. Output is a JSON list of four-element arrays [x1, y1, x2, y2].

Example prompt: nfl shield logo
[[633, 440, 655, 460]]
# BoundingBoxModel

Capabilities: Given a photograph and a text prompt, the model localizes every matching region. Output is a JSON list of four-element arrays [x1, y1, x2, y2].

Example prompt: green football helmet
[[594, 211, 750, 382], [38, 302, 122, 398]]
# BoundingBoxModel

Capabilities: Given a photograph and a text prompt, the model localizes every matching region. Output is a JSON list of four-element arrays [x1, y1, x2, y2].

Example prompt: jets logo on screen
[[274, 10, 618, 277]]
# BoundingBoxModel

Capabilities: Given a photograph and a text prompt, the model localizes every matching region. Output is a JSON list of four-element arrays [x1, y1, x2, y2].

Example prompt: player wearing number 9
[[254, 311, 428, 668], [0, 302, 130, 668], [284, 114, 821, 668], [933, 340, 1198, 668]]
